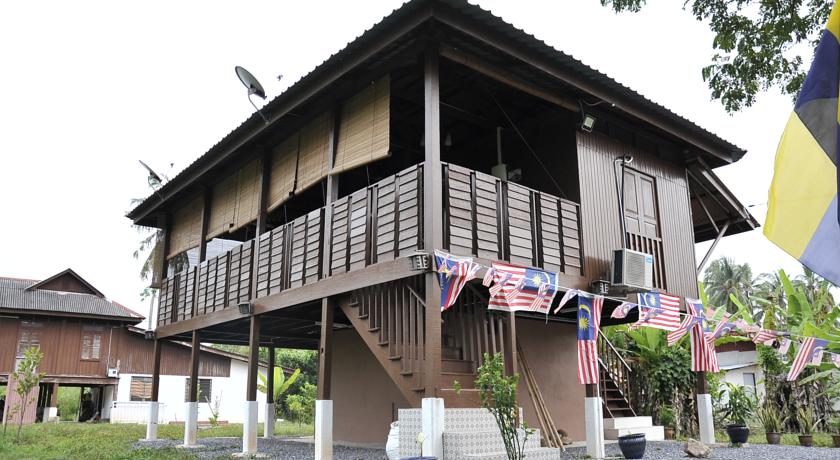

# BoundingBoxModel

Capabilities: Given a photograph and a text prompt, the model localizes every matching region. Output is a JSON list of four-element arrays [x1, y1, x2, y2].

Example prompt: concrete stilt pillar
[[315, 400, 333, 460], [421, 398, 445, 460], [242, 400, 259, 454], [184, 401, 199, 446], [263, 403, 275, 438], [145, 402, 160, 440], [697, 393, 715, 444], [584, 394, 605, 460]]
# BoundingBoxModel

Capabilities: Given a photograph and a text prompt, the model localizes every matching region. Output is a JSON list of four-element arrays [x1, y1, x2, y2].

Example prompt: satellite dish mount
[[235, 66, 269, 124]]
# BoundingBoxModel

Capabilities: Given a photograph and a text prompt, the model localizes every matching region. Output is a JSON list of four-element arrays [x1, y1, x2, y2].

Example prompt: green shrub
[[721, 383, 756, 425], [57, 387, 81, 421]]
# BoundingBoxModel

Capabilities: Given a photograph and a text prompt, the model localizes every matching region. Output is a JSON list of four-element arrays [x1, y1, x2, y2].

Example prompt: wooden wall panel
[[375, 175, 397, 262], [575, 131, 697, 298], [330, 195, 351, 275], [114, 329, 230, 377], [0, 318, 19, 373], [396, 165, 421, 256], [347, 189, 369, 271], [474, 171, 501, 260], [505, 182, 535, 266], [445, 164, 474, 256]]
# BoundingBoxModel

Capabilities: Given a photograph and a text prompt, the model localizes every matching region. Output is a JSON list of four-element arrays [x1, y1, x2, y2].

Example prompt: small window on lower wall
[[184, 378, 212, 403], [130, 376, 153, 401]]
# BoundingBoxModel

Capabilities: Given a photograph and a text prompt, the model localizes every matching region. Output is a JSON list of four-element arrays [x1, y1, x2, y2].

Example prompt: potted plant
[[829, 417, 840, 448], [757, 405, 784, 445], [659, 405, 676, 440], [797, 407, 819, 447], [721, 383, 755, 445]]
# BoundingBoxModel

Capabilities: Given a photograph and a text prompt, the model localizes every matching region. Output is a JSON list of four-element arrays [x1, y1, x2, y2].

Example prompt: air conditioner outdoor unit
[[611, 248, 654, 292], [107, 368, 119, 378]]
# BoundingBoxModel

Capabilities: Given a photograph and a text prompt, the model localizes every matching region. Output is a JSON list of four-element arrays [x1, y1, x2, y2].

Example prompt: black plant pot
[[799, 435, 814, 447], [618, 433, 646, 459], [726, 424, 750, 444], [766, 432, 781, 445]]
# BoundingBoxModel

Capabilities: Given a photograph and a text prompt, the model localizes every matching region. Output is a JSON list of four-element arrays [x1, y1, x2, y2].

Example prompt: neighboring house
[[716, 341, 765, 400], [0, 269, 270, 425], [125, 0, 757, 449]]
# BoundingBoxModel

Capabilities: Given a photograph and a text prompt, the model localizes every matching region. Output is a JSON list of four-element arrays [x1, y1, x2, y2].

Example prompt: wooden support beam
[[246, 315, 261, 401], [423, 45, 443, 398], [696, 371, 708, 394], [317, 298, 335, 400], [188, 330, 200, 402], [198, 188, 211, 263], [151, 339, 162, 402], [267, 346, 275, 404], [320, 109, 340, 278], [503, 311, 517, 376]]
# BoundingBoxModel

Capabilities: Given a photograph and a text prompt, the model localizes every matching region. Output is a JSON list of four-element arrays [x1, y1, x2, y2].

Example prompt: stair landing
[[603, 416, 664, 441]]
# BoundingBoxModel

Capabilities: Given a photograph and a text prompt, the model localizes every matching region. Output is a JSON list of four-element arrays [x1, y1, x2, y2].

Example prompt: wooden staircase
[[597, 331, 636, 418]]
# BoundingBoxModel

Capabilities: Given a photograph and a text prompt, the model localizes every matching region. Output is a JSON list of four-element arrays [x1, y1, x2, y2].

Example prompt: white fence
[[110, 401, 167, 424]]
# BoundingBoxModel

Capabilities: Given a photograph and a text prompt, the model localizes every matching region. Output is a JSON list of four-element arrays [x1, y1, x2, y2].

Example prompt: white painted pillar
[[184, 401, 199, 446], [44, 407, 58, 423], [242, 400, 259, 454], [697, 393, 715, 445], [263, 403, 275, 438], [584, 395, 605, 460], [315, 400, 333, 460], [145, 402, 159, 440], [421, 398, 445, 459]]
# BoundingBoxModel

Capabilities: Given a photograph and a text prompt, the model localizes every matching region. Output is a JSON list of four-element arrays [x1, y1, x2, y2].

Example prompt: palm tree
[[794, 266, 837, 322], [702, 257, 753, 314], [752, 271, 785, 329]]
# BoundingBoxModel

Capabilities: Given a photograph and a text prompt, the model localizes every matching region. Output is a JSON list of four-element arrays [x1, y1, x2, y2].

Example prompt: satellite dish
[[139, 160, 164, 189], [235, 66, 269, 124]]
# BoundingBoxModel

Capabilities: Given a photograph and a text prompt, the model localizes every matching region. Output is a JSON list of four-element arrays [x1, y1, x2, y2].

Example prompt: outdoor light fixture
[[581, 113, 597, 132], [409, 251, 431, 271], [238, 301, 254, 315], [144, 330, 155, 340], [590, 279, 611, 296]]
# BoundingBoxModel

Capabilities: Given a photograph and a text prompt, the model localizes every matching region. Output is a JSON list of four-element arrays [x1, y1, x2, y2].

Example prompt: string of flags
[[433, 250, 840, 384]]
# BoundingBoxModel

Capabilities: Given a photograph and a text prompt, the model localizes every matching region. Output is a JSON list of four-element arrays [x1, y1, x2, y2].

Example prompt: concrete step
[[604, 425, 664, 441], [462, 447, 563, 460], [444, 428, 541, 458], [603, 416, 652, 430]]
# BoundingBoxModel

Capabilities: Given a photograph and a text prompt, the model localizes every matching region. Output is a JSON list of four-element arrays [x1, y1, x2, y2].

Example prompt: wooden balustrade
[[442, 285, 506, 368], [443, 163, 583, 275], [625, 232, 666, 289], [158, 162, 586, 327]]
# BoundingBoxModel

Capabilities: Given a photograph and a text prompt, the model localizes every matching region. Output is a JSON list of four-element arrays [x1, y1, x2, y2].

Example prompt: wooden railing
[[443, 163, 583, 276], [442, 285, 507, 369], [597, 330, 636, 416], [158, 162, 586, 327], [626, 232, 665, 289]]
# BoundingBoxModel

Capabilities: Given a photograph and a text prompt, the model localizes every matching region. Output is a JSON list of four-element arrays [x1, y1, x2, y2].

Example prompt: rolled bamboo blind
[[268, 132, 299, 212], [333, 75, 390, 174], [168, 195, 203, 258], [232, 158, 260, 231], [207, 173, 238, 239], [296, 112, 331, 192]]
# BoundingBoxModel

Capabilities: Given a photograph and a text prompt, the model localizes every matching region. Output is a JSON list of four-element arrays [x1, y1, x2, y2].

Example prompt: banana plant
[[258, 367, 301, 405]]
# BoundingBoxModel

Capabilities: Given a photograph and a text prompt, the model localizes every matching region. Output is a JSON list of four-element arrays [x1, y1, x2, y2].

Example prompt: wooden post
[[320, 109, 340, 278], [317, 298, 335, 400], [198, 188, 211, 263], [246, 316, 261, 402], [266, 346, 275, 404], [251, 149, 271, 300], [188, 331, 200, 402], [422, 44, 443, 398], [503, 311, 518, 376], [151, 339, 162, 402]]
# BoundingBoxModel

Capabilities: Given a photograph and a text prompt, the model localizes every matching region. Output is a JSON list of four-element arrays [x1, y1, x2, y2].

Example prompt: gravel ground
[[560, 440, 840, 459], [133, 437, 385, 459]]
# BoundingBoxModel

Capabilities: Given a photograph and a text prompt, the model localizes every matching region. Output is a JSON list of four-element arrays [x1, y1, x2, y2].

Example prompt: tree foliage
[[601, 0, 833, 112], [286, 382, 316, 426], [11, 347, 45, 442], [474, 353, 530, 460]]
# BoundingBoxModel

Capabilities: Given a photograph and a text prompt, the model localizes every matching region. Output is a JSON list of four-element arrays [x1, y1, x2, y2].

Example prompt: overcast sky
[[0, 0, 807, 319]]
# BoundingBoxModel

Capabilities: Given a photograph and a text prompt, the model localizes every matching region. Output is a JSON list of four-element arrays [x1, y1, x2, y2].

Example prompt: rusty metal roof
[[127, 0, 744, 224], [0, 277, 143, 321]]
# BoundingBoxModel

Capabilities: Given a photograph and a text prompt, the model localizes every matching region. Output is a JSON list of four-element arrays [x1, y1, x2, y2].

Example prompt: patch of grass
[[0, 420, 314, 459], [57, 387, 81, 421], [715, 429, 836, 447]]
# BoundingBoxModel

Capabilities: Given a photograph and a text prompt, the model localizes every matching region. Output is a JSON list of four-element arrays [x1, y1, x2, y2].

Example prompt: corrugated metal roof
[[0, 277, 143, 321], [127, 0, 744, 222]]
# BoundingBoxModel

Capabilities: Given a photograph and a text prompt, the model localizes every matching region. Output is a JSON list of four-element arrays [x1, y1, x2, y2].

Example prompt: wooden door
[[623, 168, 659, 238]]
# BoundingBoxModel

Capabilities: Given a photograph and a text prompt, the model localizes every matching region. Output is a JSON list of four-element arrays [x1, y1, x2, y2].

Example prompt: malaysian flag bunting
[[482, 267, 496, 287], [487, 262, 559, 314], [778, 337, 792, 355], [610, 301, 637, 319], [636, 291, 681, 331], [706, 314, 735, 345], [667, 298, 705, 346], [577, 294, 604, 384], [752, 329, 779, 345], [832, 353, 840, 368], [687, 300, 719, 372], [434, 251, 480, 311], [552, 289, 579, 314], [787, 338, 829, 381], [733, 319, 761, 334]]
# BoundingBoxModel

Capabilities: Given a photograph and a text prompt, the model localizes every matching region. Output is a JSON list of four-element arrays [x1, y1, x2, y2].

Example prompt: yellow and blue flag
[[766, 3, 840, 285]]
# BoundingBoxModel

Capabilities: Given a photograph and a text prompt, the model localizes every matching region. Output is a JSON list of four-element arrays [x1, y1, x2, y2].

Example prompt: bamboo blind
[[168, 195, 203, 258], [296, 112, 331, 192], [207, 158, 261, 237], [232, 158, 260, 231], [333, 75, 390, 174], [268, 133, 299, 212], [207, 173, 238, 239]]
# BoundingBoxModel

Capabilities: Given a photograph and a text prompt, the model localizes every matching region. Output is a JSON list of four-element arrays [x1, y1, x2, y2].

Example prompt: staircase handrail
[[598, 329, 632, 375], [405, 284, 426, 308]]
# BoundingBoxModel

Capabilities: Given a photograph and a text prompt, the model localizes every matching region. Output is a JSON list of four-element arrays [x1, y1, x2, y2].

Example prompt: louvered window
[[184, 378, 212, 402], [80, 325, 103, 361], [130, 376, 152, 401]]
